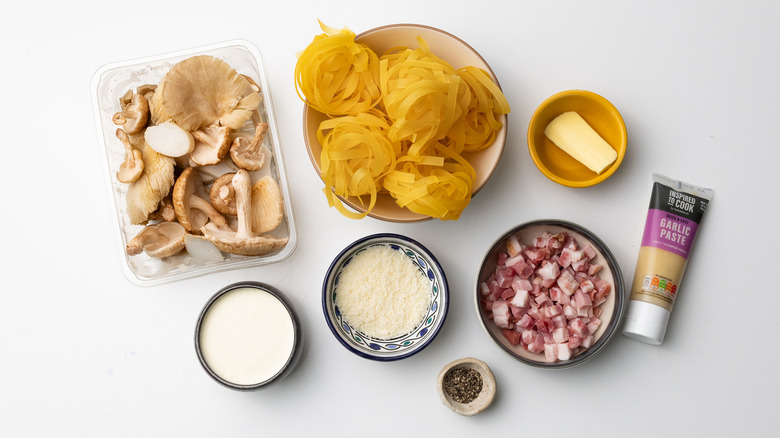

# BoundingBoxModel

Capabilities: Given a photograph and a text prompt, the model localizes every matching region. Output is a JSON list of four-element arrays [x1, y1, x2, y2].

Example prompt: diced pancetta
[[485, 230, 612, 363], [510, 289, 529, 308], [557, 343, 572, 361], [544, 343, 558, 362], [553, 327, 570, 343], [502, 329, 522, 346], [491, 300, 512, 329], [506, 234, 523, 257], [556, 270, 579, 296]]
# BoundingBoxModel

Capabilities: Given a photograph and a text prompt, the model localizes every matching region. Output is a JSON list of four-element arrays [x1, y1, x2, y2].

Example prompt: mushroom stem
[[189, 195, 228, 229], [116, 128, 144, 183], [126, 227, 166, 256], [232, 169, 253, 239]]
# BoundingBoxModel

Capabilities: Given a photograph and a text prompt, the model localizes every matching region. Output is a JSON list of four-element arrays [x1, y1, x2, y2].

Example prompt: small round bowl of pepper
[[437, 357, 496, 416]]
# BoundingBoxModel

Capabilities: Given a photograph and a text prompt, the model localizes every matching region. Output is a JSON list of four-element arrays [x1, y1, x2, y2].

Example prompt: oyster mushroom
[[172, 167, 227, 233], [251, 176, 284, 233], [230, 122, 268, 171], [115, 128, 144, 183], [202, 169, 288, 256], [113, 92, 149, 135], [125, 222, 186, 258], [190, 125, 232, 166], [150, 74, 170, 124], [209, 173, 237, 216], [160, 55, 261, 131], [126, 140, 175, 225]]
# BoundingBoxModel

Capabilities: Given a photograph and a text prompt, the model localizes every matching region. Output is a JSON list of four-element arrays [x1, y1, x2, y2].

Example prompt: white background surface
[[2, 0, 778, 436]]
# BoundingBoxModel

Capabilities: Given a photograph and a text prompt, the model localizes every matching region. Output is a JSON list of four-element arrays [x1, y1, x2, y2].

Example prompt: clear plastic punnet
[[91, 40, 297, 286]]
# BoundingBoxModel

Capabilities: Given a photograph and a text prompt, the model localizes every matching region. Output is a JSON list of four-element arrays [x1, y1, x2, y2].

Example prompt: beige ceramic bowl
[[475, 220, 625, 369], [303, 24, 507, 222], [437, 357, 496, 416]]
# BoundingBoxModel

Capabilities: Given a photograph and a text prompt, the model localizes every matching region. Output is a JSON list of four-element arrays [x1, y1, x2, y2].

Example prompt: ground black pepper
[[443, 367, 483, 404]]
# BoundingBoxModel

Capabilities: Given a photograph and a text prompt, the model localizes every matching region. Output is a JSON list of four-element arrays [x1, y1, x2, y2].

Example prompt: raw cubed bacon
[[510, 289, 529, 308], [571, 258, 590, 272], [595, 279, 611, 297], [506, 234, 523, 257], [527, 305, 543, 320], [510, 304, 526, 319], [545, 304, 563, 318], [521, 329, 536, 345], [511, 276, 533, 292], [541, 278, 557, 289], [495, 266, 514, 288], [524, 247, 550, 264], [581, 335, 594, 349], [553, 326, 570, 343], [586, 317, 601, 335], [534, 293, 551, 306], [528, 334, 545, 354], [509, 258, 534, 279], [583, 245, 598, 260], [552, 314, 567, 328], [569, 318, 590, 337], [491, 300, 512, 329], [573, 289, 592, 312], [485, 230, 612, 363], [533, 232, 551, 248], [505, 253, 524, 268], [588, 263, 602, 276], [502, 329, 522, 346], [557, 343, 572, 361], [518, 314, 535, 330], [556, 270, 579, 295], [536, 317, 554, 334], [579, 280, 595, 294], [544, 343, 558, 362], [563, 304, 578, 320]]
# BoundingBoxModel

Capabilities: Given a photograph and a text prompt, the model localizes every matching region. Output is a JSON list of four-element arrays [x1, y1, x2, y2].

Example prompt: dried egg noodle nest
[[297, 24, 510, 220], [160, 55, 261, 131]]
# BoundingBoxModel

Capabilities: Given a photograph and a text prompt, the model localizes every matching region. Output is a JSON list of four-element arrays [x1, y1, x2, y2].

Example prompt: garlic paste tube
[[622, 173, 713, 345]]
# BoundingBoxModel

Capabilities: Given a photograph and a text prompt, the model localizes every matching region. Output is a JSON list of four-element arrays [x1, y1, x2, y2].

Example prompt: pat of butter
[[544, 112, 617, 174]]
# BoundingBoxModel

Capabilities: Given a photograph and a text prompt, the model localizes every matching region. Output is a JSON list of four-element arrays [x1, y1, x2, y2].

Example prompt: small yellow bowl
[[527, 90, 626, 187]]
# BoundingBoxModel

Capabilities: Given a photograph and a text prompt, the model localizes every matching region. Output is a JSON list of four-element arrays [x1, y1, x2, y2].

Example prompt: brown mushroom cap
[[160, 55, 261, 131], [190, 125, 232, 166], [202, 169, 288, 256], [209, 172, 237, 216], [172, 167, 227, 233], [113, 93, 149, 135], [230, 122, 268, 171], [126, 222, 187, 258]]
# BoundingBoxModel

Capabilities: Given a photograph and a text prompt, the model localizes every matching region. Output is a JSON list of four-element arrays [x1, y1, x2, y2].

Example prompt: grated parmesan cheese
[[335, 245, 432, 339]]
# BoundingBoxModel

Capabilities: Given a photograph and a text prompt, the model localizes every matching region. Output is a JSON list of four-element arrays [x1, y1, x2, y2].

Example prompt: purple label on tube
[[641, 209, 699, 259]]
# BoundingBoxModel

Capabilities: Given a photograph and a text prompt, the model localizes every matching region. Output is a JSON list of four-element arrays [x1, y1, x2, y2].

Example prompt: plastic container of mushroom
[[91, 40, 297, 286]]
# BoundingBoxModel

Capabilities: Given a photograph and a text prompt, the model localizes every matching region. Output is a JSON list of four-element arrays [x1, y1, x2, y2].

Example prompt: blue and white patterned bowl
[[322, 233, 449, 361]]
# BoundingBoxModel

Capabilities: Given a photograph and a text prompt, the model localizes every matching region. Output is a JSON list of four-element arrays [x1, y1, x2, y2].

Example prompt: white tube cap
[[622, 300, 670, 345]]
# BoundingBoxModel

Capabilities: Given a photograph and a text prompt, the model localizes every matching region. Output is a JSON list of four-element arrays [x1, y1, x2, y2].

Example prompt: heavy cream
[[199, 286, 296, 386]]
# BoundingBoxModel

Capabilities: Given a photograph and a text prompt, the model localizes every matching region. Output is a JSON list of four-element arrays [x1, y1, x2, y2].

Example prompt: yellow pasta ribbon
[[295, 21, 381, 116], [317, 111, 400, 219], [298, 25, 511, 220]]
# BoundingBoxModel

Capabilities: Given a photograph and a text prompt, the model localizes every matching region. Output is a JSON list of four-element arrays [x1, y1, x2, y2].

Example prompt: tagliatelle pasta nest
[[296, 22, 511, 220]]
